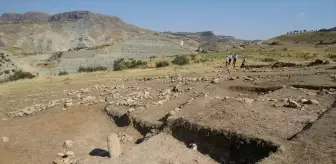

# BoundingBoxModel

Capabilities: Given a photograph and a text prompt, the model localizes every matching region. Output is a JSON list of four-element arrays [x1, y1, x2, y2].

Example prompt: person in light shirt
[[233, 54, 238, 67], [226, 54, 232, 67]]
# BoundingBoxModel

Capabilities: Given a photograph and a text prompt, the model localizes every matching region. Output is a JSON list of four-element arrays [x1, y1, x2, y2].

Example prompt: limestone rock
[[63, 140, 74, 149], [167, 110, 177, 117], [286, 99, 301, 108], [2, 136, 9, 143], [308, 99, 319, 105], [211, 78, 220, 84], [107, 133, 122, 158], [300, 99, 309, 104], [172, 85, 181, 92], [64, 102, 74, 107]]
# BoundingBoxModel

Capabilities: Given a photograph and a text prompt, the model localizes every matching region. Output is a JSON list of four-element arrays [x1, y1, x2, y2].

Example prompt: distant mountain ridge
[[163, 31, 249, 51], [0, 11, 123, 24]]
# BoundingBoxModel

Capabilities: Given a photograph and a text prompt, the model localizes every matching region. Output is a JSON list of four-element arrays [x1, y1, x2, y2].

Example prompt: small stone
[[64, 102, 73, 107], [172, 85, 181, 92], [286, 99, 301, 108], [62, 108, 67, 111], [174, 108, 180, 112], [2, 137, 9, 143], [189, 143, 197, 151], [99, 99, 105, 103], [63, 140, 74, 149], [300, 99, 309, 104], [228, 77, 235, 80], [168, 110, 177, 117], [56, 153, 65, 157], [128, 108, 135, 113], [65, 151, 75, 157], [65, 99, 72, 103], [306, 92, 316, 96], [308, 99, 319, 105], [211, 78, 220, 84]]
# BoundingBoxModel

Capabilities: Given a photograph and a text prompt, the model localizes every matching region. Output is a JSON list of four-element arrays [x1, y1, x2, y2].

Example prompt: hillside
[[164, 31, 249, 51], [266, 30, 336, 45], [0, 11, 145, 53]]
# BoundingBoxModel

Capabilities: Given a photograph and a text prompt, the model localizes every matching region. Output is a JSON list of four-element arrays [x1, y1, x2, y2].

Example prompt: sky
[[0, 0, 335, 40]]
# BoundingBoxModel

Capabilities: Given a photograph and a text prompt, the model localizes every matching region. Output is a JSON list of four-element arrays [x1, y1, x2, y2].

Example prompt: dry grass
[[0, 63, 216, 96]]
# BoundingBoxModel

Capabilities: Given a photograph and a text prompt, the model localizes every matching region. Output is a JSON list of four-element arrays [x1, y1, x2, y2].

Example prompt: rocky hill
[[164, 31, 249, 51], [0, 11, 145, 53], [265, 27, 336, 46]]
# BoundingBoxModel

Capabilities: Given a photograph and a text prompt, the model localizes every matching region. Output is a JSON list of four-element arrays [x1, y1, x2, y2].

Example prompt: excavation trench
[[291, 84, 336, 90], [229, 85, 283, 95], [106, 106, 279, 163], [168, 118, 279, 164]]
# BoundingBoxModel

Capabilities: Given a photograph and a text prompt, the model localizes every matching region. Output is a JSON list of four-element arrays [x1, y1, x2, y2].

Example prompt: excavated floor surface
[[0, 65, 335, 164]]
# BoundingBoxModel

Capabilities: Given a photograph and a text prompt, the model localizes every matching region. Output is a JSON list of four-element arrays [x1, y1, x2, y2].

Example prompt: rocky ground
[[0, 64, 335, 164]]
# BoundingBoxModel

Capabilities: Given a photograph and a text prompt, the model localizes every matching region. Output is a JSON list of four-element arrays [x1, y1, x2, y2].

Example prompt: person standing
[[226, 54, 232, 67], [241, 57, 247, 68], [233, 54, 238, 67]]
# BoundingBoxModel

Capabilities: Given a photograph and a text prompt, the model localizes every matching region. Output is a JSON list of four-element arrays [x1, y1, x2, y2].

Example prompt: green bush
[[113, 58, 147, 71], [261, 58, 278, 62], [156, 61, 170, 68], [0, 53, 5, 59], [78, 66, 107, 72], [58, 71, 69, 76], [172, 55, 190, 66], [8, 70, 35, 81], [190, 54, 197, 60], [328, 54, 336, 59]]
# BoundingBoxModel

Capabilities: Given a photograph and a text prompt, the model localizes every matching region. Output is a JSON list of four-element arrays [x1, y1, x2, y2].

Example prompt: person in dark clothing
[[241, 57, 246, 68]]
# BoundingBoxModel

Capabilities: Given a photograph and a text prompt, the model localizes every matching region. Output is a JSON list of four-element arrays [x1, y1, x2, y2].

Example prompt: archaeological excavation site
[[1, 63, 335, 164], [0, 4, 335, 164]]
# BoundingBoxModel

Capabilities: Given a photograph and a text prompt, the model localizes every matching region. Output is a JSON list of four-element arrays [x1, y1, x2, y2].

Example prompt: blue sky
[[0, 0, 335, 40]]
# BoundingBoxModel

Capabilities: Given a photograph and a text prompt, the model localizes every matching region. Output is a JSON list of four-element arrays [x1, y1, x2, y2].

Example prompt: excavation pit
[[169, 118, 279, 164], [229, 85, 283, 95]]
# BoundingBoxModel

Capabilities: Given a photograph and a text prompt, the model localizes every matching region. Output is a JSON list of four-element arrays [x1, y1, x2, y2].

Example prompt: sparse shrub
[[190, 54, 197, 60], [172, 55, 190, 66], [0, 53, 4, 59], [8, 70, 35, 81], [78, 66, 107, 72], [113, 58, 126, 71], [86, 44, 111, 50], [308, 59, 329, 66], [328, 54, 336, 59], [0, 72, 3, 75], [11, 69, 16, 72], [272, 62, 297, 68], [149, 56, 157, 59], [113, 58, 147, 71], [269, 41, 279, 45], [58, 71, 69, 76], [156, 61, 170, 68], [261, 58, 278, 62], [4, 70, 10, 74]]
